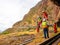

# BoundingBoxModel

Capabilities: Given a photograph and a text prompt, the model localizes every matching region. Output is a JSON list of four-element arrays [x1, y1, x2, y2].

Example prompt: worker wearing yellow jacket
[[41, 18, 49, 38]]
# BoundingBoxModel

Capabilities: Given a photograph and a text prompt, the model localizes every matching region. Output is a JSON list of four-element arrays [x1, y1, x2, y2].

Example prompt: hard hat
[[43, 18, 46, 21]]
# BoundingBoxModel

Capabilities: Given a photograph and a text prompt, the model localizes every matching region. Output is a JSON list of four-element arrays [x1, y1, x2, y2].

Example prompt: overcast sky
[[0, 0, 41, 32]]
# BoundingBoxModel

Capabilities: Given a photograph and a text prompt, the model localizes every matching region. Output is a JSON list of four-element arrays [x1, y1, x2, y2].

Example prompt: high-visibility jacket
[[41, 21, 48, 28], [54, 23, 57, 33], [43, 12, 48, 20], [38, 17, 42, 22], [37, 17, 42, 25]]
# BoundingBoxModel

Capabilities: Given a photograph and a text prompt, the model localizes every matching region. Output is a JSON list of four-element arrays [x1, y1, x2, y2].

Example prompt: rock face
[[3, 0, 60, 33]]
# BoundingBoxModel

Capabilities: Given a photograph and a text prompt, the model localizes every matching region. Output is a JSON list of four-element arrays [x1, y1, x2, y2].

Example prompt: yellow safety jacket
[[41, 21, 48, 28]]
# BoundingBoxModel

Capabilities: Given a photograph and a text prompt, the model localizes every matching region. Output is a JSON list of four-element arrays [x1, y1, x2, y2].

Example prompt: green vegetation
[[2, 31, 9, 34]]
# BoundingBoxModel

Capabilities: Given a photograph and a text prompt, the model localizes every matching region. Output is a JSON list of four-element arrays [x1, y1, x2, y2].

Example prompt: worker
[[36, 17, 42, 33], [41, 18, 49, 38]]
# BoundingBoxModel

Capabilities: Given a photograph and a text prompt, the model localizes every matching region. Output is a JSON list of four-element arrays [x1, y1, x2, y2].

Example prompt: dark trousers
[[43, 28, 49, 38]]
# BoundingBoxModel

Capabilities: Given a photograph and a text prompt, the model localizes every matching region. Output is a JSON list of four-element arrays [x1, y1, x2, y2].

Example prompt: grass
[[2, 31, 9, 34], [0, 27, 59, 45], [26, 27, 60, 45]]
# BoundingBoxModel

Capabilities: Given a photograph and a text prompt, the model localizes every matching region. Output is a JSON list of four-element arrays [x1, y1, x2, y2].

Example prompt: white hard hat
[[43, 18, 46, 21]]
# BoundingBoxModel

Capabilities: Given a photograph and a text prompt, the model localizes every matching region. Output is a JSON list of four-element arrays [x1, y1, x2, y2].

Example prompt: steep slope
[[13, 0, 60, 27], [0, 0, 60, 45], [3, 0, 60, 33]]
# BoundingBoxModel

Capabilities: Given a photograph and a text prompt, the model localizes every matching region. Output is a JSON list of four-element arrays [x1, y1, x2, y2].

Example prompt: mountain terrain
[[0, 0, 60, 45]]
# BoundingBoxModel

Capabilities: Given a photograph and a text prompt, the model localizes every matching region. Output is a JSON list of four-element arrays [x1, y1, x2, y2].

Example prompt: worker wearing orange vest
[[36, 17, 42, 33], [54, 23, 57, 33], [42, 11, 48, 20]]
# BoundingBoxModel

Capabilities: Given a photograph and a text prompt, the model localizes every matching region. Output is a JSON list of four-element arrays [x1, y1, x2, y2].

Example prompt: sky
[[0, 0, 41, 32]]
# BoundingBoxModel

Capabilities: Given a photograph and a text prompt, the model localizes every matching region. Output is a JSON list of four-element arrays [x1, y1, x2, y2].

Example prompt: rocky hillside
[[2, 0, 60, 33]]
